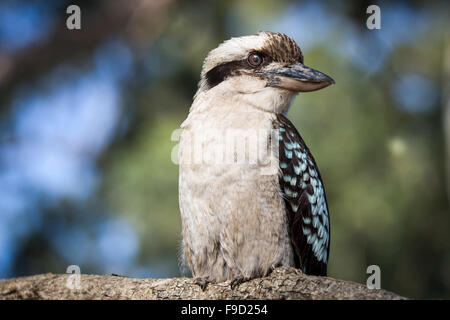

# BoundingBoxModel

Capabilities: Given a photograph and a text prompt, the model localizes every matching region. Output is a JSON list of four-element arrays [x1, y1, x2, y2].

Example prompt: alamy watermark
[[366, 5, 381, 30], [366, 265, 381, 289], [66, 265, 81, 290], [171, 128, 280, 175], [66, 5, 81, 30]]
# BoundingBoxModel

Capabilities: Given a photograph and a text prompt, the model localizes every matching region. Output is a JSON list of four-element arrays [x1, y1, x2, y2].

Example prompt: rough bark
[[0, 267, 405, 300]]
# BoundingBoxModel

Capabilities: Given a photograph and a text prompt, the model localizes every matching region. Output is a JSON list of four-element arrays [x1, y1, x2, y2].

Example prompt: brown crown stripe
[[261, 32, 303, 64], [204, 32, 303, 89]]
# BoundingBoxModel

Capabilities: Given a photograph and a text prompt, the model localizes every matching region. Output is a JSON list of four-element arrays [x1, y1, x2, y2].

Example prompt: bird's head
[[195, 31, 334, 114]]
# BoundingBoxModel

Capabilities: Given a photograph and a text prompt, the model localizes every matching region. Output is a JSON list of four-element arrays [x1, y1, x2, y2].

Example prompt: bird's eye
[[247, 53, 263, 67]]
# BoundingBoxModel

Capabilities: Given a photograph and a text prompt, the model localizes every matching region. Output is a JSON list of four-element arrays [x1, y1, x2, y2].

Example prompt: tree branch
[[0, 267, 405, 300]]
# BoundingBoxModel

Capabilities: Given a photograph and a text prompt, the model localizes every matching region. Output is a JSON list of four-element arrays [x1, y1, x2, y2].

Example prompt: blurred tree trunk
[[0, 267, 404, 300]]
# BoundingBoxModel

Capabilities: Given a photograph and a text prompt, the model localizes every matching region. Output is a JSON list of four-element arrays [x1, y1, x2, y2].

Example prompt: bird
[[178, 31, 334, 289]]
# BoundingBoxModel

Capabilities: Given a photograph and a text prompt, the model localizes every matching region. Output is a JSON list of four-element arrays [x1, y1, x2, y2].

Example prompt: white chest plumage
[[178, 98, 294, 282]]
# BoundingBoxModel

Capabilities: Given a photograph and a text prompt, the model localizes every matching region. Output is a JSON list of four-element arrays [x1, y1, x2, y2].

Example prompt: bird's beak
[[262, 63, 335, 92]]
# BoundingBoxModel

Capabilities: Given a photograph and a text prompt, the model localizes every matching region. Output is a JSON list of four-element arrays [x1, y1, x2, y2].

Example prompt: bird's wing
[[275, 114, 330, 276]]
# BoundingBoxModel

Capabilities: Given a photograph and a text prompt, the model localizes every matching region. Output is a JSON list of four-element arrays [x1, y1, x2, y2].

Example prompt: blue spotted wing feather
[[275, 114, 330, 276]]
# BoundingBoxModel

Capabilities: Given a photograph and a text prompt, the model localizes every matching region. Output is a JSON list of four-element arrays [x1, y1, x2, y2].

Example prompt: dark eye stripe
[[204, 52, 270, 90], [204, 60, 247, 89]]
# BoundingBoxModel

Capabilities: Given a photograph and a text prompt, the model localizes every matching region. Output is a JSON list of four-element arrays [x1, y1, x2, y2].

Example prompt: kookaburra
[[178, 31, 334, 289]]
